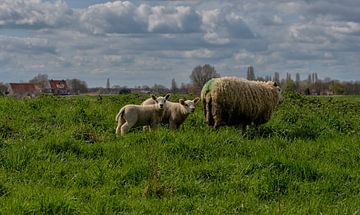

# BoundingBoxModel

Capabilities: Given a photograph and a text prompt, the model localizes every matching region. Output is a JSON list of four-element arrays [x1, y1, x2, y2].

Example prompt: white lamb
[[142, 96, 200, 130], [115, 94, 170, 136]]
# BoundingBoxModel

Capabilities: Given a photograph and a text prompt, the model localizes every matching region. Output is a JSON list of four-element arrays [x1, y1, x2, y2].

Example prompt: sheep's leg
[[212, 102, 221, 129], [239, 124, 247, 134], [206, 96, 214, 126]]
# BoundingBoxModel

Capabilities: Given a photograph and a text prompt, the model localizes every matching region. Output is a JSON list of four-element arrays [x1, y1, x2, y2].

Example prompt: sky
[[0, 0, 359, 88]]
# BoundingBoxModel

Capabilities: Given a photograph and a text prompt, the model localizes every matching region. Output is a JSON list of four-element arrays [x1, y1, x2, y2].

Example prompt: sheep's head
[[179, 97, 200, 113], [152, 94, 170, 109], [272, 82, 283, 104]]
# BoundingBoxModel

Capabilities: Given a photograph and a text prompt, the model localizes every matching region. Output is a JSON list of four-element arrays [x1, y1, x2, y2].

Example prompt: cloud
[[79, 1, 202, 34], [201, 7, 255, 44], [79, 1, 146, 34], [305, 0, 360, 22], [183, 48, 215, 58], [0, 0, 74, 29], [0, 36, 57, 55], [1, 0, 359, 87]]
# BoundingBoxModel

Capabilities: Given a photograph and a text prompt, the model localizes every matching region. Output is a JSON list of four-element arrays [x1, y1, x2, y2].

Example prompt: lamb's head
[[151, 94, 170, 109], [179, 97, 200, 113]]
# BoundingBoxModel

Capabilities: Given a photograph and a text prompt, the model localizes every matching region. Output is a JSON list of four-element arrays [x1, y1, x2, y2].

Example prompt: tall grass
[[0, 93, 360, 214]]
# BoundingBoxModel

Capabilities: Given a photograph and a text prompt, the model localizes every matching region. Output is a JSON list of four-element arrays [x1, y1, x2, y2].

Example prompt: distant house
[[8, 83, 41, 98], [49, 80, 69, 95]]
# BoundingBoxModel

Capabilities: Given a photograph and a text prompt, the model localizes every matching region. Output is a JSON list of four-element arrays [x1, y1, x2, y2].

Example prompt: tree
[[286, 73, 292, 81], [66, 79, 88, 94], [295, 73, 301, 85], [152, 84, 168, 94], [190, 64, 220, 92], [283, 79, 297, 92], [171, 78, 178, 93], [246, 66, 255, 80], [106, 78, 110, 90], [329, 81, 345, 95], [273, 72, 280, 84], [29, 73, 49, 89], [0, 82, 8, 96]]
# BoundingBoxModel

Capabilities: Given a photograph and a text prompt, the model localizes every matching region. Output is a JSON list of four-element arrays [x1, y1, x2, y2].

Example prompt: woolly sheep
[[142, 96, 200, 130], [115, 94, 170, 136], [201, 76, 282, 131]]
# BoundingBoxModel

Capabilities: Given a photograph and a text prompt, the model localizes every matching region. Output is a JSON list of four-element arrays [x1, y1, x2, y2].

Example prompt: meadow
[[0, 93, 360, 214]]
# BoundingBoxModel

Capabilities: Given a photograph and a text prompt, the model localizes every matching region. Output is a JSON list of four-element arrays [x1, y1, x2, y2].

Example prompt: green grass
[[1, 93, 360, 214]]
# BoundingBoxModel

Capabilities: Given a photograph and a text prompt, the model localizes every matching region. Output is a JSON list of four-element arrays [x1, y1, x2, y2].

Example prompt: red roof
[[49, 80, 68, 90], [9, 83, 40, 94]]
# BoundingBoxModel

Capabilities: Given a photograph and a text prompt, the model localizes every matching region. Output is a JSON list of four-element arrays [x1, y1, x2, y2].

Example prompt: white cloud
[[183, 48, 215, 58], [79, 1, 146, 34], [0, 0, 74, 28], [148, 6, 201, 33], [201, 7, 255, 44]]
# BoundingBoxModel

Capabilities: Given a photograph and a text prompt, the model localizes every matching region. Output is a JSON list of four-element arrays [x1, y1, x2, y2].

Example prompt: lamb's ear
[[164, 93, 171, 100], [273, 82, 278, 87], [179, 99, 185, 105], [151, 95, 157, 101], [193, 97, 200, 104]]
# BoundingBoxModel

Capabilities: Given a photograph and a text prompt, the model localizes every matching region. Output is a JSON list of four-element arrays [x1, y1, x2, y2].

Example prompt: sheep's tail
[[115, 107, 125, 122], [201, 78, 216, 125]]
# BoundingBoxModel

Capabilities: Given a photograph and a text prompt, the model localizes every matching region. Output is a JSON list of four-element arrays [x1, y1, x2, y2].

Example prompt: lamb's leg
[[149, 122, 159, 132], [121, 121, 135, 136], [169, 121, 177, 130], [116, 117, 126, 135]]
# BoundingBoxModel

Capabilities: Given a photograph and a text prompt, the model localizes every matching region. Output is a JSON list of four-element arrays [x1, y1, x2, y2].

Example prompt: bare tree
[[273, 72, 280, 83], [246, 66, 255, 80], [66, 79, 88, 94], [190, 64, 220, 92], [29, 73, 50, 89], [171, 78, 178, 93]]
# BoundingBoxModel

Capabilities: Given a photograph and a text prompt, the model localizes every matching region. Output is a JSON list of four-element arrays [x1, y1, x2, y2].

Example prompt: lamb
[[115, 94, 170, 136], [142, 95, 200, 130], [201, 76, 282, 131]]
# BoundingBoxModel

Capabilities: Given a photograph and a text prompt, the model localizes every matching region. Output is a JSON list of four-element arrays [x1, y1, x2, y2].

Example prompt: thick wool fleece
[[201, 76, 281, 128]]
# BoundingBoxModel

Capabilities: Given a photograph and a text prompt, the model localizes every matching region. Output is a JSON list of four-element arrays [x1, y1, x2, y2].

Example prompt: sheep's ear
[[151, 95, 157, 101], [193, 97, 200, 104], [273, 82, 278, 87], [165, 93, 171, 100], [179, 99, 185, 105]]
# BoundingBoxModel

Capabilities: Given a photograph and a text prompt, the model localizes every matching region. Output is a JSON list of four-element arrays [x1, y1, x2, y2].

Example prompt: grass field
[[1, 93, 360, 214]]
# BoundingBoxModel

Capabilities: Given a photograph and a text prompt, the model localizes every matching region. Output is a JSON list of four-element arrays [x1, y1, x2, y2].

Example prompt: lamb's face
[[180, 97, 200, 113], [152, 94, 170, 109]]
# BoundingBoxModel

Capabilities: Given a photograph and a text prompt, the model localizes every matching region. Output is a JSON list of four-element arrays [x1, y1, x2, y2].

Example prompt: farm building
[[49, 79, 70, 95], [8, 83, 41, 98]]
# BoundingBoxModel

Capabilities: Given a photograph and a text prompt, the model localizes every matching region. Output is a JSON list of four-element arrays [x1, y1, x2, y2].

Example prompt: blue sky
[[0, 0, 359, 87]]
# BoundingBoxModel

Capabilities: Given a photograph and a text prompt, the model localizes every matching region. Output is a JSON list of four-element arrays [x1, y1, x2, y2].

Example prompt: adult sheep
[[115, 94, 170, 136], [201, 76, 282, 131], [142, 95, 200, 130]]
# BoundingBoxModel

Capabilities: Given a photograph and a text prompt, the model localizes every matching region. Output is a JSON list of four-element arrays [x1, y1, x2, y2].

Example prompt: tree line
[[1, 65, 359, 96]]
